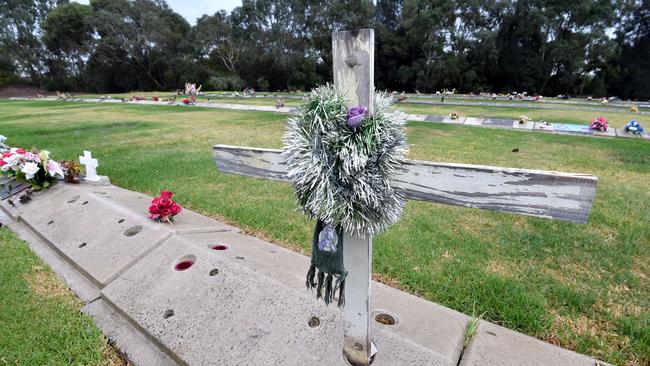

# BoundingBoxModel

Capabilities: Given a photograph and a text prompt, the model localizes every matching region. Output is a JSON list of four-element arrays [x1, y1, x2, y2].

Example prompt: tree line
[[1, 0, 649, 99]]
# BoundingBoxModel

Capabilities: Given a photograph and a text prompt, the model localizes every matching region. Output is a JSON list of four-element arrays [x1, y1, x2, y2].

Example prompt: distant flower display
[[624, 120, 644, 135], [590, 116, 608, 131]]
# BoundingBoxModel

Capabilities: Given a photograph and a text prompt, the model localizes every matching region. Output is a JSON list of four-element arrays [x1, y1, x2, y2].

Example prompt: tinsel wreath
[[283, 84, 408, 306]]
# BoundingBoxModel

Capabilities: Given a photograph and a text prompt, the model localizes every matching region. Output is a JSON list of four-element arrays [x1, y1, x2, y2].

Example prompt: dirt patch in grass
[[486, 260, 518, 278], [99, 342, 131, 366], [545, 311, 631, 364], [24, 266, 82, 308], [23, 266, 129, 366]]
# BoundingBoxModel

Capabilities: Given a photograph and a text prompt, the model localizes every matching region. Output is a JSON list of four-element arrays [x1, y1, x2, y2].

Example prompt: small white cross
[[79, 150, 99, 181]]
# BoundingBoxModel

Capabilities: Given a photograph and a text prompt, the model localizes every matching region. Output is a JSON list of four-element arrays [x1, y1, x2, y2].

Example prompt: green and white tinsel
[[283, 84, 408, 237]]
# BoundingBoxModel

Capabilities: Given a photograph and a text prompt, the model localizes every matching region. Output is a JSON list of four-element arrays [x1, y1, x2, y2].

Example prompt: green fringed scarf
[[306, 220, 347, 307]]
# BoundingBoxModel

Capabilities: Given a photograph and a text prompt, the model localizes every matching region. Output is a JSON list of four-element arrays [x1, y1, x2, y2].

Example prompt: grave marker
[[79, 150, 99, 181], [213, 29, 598, 366]]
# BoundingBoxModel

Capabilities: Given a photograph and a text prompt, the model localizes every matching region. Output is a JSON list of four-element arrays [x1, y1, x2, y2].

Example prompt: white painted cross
[[212, 29, 598, 366], [79, 150, 99, 181]]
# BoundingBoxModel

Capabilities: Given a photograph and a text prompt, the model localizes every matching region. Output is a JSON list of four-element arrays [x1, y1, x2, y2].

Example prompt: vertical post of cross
[[332, 29, 376, 366]]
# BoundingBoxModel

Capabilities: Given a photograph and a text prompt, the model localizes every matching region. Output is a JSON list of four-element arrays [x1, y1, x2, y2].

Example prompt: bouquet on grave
[[590, 116, 608, 131], [283, 84, 408, 307], [450, 112, 460, 120], [624, 120, 644, 135], [148, 190, 182, 223], [59, 159, 82, 184], [518, 115, 531, 124], [0, 147, 64, 190]]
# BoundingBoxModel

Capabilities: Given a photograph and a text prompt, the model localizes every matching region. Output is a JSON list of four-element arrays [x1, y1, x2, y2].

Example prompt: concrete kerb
[[459, 321, 612, 366], [101, 234, 469, 366], [0, 181, 615, 365]]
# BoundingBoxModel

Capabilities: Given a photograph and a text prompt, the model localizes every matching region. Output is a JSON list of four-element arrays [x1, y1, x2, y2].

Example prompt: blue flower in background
[[624, 120, 644, 135]]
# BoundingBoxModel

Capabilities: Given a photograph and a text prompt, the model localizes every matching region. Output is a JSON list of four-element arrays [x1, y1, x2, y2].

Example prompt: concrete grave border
[[0, 182, 611, 366]]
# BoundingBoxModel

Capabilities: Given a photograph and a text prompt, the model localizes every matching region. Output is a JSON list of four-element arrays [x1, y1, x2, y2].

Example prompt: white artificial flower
[[1, 164, 11, 172], [0, 135, 6, 143], [5, 154, 22, 168], [46, 159, 64, 178], [21, 162, 40, 180]]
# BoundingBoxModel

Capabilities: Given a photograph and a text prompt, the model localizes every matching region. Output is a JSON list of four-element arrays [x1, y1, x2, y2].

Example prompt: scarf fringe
[[306, 268, 347, 307]]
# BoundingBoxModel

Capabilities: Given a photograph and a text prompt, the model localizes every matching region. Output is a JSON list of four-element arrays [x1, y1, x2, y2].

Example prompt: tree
[[0, 0, 58, 85], [42, 2, 94, 90]]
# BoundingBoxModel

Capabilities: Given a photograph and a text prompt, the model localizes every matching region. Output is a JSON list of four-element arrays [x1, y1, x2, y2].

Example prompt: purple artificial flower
[[347, 106, 367, 128]]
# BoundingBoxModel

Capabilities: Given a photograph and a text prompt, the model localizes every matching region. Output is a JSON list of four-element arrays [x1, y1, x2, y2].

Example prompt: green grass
[[0, 99, 648, 365], [0, 228, 124, 366]]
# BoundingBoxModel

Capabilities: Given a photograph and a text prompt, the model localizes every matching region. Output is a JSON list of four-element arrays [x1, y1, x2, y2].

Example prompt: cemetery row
[[0, 165, 609, 366], [10, 96, 649, 141]]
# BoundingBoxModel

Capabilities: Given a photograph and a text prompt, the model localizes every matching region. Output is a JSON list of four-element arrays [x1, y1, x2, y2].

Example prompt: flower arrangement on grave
[[0, 147, 64, 190], [518, 115, 531, 124], [590, 116, 608, 131], [184, 83, 201, 96], [630, 106, 639, 112], [148, 190, 182, 223], [283, 84, 407, 306], [624, 120, 644, 135], [152, 96, 159, 102], [450, 112, 460, 120], [59, 160, 82, 184]]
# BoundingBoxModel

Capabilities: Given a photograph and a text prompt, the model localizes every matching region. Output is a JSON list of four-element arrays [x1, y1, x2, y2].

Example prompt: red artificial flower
[[182, 98, 190, 104], [15, 148, 26, 154], [148, 190, 182, 222], [170, 202, 182, 215], [0, 160, 6, 166], [2, 152, 13, 158]]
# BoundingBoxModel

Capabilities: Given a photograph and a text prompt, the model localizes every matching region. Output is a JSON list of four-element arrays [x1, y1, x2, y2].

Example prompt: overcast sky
[[71, 0, 242, 25]]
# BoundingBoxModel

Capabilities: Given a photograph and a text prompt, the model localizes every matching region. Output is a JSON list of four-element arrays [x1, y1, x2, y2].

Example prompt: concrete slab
[[6, 219, 100, 303], [464, 117, 484, 126], [591, 128, 616, 138], [83, 299, 176, 366], [14, 184, 233, 287], [512, 120, 534, 130], [553, 124, 592, 135], [459, 321, 611, 366], [533, 122, 555, 132], [102, 233, 468, 366], [425, 115, 444, 122], [615, 128, 647, 139], [442, 116, 465, 124], [405, 114, 428, 121], [482, 118, 514, 129]]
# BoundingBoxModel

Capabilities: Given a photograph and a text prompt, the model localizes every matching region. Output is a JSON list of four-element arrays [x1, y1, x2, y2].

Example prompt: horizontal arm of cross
[[213, 144, 598, 224]]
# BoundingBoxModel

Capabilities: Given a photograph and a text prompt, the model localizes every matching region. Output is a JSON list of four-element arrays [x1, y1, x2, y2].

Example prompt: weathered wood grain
[[213, 144, 598, 224], [332, 29, 374, 112], [333, 29, 376, 366]]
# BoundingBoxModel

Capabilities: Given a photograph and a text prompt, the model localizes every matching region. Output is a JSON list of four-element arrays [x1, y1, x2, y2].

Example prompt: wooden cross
[[212, 29, 598, 366], [79, 150, 99, 181]]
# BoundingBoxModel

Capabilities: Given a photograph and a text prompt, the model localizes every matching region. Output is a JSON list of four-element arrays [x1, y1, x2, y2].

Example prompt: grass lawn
[[0, 228, 126, 365], [0, 99, 648, 365]]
